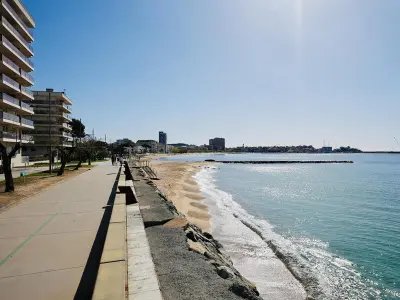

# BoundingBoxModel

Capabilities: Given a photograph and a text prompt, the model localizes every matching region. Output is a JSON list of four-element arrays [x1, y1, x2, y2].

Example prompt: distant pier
[[205, 160, 354, 164]]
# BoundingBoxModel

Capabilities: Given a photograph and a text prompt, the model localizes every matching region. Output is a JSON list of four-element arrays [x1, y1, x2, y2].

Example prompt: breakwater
[[208, 160, 354, 164]]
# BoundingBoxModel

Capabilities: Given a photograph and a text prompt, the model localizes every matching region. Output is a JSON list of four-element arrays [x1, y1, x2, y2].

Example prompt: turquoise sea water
[[159, 154, 400, 299]]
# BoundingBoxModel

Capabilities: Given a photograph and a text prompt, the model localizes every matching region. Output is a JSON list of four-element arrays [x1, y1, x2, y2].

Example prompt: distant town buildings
[[116, 138, 132, 145], [209, 137, 225, 151], [0, 0, 35, 166], [26, 89, 73, 159], [159, 131, 167, 153], [321, 146, 333, 153], [136, 139, 158, 153]]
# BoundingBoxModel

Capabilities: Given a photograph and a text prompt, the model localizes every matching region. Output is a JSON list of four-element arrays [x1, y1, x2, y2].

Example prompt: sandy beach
[[149, 156, 308, 300], [150, 159, 213, 232]]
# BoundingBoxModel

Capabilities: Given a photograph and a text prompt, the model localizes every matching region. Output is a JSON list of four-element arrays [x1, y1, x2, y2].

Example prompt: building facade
[[26, 89, 73, 158], [209, 137, 225, 151], [136, 140, 158, 153], [158, 131, 167, 153], [0, 0, 35, 166]]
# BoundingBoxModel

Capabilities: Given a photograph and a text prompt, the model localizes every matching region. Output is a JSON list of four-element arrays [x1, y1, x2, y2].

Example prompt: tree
[[57, 146, 75, 176], [70, 118, 85, 138], [70, 118, 85, 169], [0, 143, 21, 192]]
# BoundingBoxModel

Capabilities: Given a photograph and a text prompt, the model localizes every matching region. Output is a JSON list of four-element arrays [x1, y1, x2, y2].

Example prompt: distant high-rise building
[[27, 89, 73, 158], [209, 137, 225, 151], [159, 131, 167, 152]]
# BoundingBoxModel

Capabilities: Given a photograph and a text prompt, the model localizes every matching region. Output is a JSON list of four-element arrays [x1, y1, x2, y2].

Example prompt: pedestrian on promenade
[[111, 154, 116, 166]]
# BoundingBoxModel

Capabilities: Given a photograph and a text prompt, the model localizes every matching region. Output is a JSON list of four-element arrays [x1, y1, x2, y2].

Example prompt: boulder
[[217, 266, 235, 279]]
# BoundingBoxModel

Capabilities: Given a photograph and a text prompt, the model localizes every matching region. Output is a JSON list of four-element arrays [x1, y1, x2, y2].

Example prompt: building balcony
[[20, 99, 33, 114], [0, 91, 19, 108], [21, 133, 33, 143], [0, 130, 33, 144], [32, 140, 73, 148], [1, 0, 33, 41], [19, 85, 33, 100], [0, 92, 33, 115], [30, 101, 72, 113], [62, 113, 71, 121], [0, 130, 17, 142], [19, 68, 33, 85], [0, 73, 20, 94], [20, 116, 33, 128], [62, 122, 72, 130], [1, 16, 33, 57], [0, 35, 33, 71], [0, 54, 19, 78], [0, 111, 20, 127], [8, 0, 34, 29], [34, 122, 72, 131]]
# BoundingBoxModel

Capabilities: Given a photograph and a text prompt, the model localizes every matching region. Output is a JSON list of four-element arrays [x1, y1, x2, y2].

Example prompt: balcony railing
[[2, 73, 20, 90], [20, 69, 33, 82], [62, 122, 72, 129], [62, 132, 72, 138], [0, 130, 17, 139], [21, 134, 33, 141], [2, 0, 34, 37], [2, 17, 33, 53], [20, 100, 33, 111], [20, 117, 33, 126], [2, 36, 34, 68], [20, 85, 33, 97], [0, 92, 19, 106], [62, 113, 71, 120], [2, 54, 19, 72], [0, 111, 19, 122]]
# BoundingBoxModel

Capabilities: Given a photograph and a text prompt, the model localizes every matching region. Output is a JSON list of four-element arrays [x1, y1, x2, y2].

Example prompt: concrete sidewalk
[[0, 163, 120, 299]]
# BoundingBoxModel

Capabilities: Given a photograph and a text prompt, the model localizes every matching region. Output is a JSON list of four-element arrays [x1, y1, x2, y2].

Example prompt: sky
[[25, 0, 400, 150]]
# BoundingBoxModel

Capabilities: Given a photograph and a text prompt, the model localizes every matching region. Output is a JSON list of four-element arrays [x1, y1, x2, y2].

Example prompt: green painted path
[[0, 162, 119, 300]]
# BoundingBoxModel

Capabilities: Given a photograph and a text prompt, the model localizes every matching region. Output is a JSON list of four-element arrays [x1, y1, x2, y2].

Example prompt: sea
[[158, 153, 400, 300]]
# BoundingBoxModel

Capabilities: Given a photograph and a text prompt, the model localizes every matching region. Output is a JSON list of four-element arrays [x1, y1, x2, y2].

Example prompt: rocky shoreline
[[132, 166, 263, 300]]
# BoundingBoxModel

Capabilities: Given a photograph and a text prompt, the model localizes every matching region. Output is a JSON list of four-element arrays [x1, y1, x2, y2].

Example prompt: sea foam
[[194, 166, 383, 300]]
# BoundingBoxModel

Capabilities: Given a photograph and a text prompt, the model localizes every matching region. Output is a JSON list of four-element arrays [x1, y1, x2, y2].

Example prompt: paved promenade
[[0, 163, 118, 299]]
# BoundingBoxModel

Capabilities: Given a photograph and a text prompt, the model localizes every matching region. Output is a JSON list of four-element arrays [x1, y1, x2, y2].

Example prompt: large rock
[[217, 266, 235, 279]]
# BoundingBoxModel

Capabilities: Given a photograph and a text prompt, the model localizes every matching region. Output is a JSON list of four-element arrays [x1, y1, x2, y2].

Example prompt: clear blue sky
[[25, 0, 400, 150]]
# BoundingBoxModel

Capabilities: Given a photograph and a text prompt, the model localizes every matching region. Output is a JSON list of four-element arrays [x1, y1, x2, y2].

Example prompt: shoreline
[[150, 159, 214, 232], [149, 158, 309, 299]]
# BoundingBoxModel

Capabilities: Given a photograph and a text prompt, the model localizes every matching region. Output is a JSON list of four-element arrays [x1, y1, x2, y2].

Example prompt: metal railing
[[0, 131, 17, 139], [2, 36, 34, 68], [2, 73, 20, 90], [61, 103, 71, 110], [62, 132, 72, 137], [20, 69, 33, 82], [20, 100, 33, 111], [21, 134, 33, 141], [2, 0, 34, 37], [62, 113, 71, 120], [20, 85, 33, 97], [2, 16, 33, 53], [2, 54, 19, 72], [0, 111, 19, 122], [0, 92, 19, 106], [20, 117, 33, 126]]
